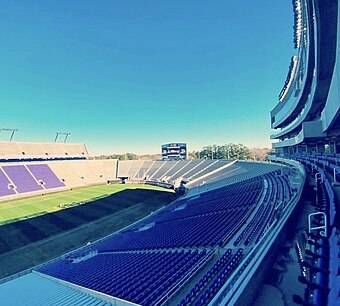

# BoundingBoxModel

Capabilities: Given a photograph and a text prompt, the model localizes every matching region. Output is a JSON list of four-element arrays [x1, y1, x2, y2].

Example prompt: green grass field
[[0, 183, 173, 224]]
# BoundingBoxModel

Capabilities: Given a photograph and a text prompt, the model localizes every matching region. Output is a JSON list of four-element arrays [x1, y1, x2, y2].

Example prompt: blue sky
[[0, 0, 295, 155]]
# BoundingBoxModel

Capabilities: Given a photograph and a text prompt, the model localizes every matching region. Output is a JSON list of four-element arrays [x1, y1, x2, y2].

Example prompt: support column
[[329, 141, 337, 153], [306, 144, 315, 153], [283, 147, 289, 155], [316, 144, 325, 153], [336, 143, 340, 154], [296, 145, 307, 153]]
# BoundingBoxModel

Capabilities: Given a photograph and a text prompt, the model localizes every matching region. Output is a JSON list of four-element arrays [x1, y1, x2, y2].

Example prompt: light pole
[[0, 128, 18, 141], [54, 132, 71, 143]]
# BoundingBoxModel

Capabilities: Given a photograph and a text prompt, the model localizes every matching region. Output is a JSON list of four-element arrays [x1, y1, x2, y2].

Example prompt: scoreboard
[[161, 143, 187, 160]]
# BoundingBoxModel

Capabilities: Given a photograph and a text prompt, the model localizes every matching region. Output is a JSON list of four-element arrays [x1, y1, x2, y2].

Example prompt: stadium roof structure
[[270, 0, 340, 154]]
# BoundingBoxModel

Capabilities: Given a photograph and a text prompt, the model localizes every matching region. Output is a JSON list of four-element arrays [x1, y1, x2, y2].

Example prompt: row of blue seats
[[197, 178, 263, 203], [83, 208, 249, 252], [244, 174, 279, 246], [234, 172, 292, 247], [234, 203, 266, 246], [153, 191, 259, 224], [194, 249, 244, 306], [254, 173, 292, 244], [295, 157, 336, 226], [121, 177, 262, 235], [293, 153, 340, 182], [39, 250, 210, 305], [178, 249, 233, 306]]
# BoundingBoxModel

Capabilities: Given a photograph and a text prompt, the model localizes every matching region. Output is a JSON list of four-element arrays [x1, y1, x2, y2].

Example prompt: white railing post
[[333, 168, 340, 186], [314, 172, 323, 192], [308, 212, 327, 237]]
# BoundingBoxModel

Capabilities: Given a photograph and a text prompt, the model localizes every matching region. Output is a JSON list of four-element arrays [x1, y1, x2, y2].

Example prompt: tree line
[[91, 144, 271, 161], [190, 143, 252, 160]]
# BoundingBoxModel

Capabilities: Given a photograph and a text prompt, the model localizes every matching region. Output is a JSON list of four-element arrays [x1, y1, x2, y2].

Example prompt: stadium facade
[[269, 1, 340, 305], [271, 0, 340, 154]]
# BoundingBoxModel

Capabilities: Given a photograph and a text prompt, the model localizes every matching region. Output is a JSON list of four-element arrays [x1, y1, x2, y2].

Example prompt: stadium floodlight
[[54, 132, 71, 143], [0, 128, 18, 141]]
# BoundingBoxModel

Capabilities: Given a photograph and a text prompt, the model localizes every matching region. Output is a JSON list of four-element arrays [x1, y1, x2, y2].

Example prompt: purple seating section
[[0, 164, 64, 197], [27, 164, 65, 189], [2, 165, 43, 193], [0, 169, 16, 197]]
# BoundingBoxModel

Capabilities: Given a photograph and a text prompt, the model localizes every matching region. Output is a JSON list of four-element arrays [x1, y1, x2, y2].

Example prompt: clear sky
[[0, 0, 295, 155]]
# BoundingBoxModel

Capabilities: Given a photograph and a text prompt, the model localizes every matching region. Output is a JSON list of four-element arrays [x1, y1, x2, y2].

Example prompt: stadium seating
[[27, 164, 65, 189], [0, 141, 88, 161], [163, 160, 191, 179], [0, 169, 16, 196], [180, 249, 244, 306], [2, 165, 43, 193], [170, 160, 203, 181], [288, 153, 340, 306], [149, 160, 179, 180], [186, 162, 282, 195], [38, 250, 212, 306], [135, 160, 154, 179], [0, 159, 117, 200], [188, 160, 229, 181], [0, 157, 306, 306], [34, 166, 300, 305], [145, 161, 166, 179]]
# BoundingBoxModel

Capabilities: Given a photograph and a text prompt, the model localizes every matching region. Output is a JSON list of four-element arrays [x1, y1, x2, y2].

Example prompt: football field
[[0, 183, 173, 224]]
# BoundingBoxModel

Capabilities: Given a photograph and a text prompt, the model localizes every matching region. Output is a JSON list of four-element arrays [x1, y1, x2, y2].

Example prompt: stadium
[[0, 1, 339, 306]]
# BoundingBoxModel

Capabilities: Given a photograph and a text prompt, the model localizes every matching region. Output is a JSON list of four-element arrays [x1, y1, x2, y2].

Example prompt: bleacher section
[[187, 160, 229, 181], [0, 141, 119, 200], [148, 160, 178, 180], [163, 160, 191, 179], [27, 164, 65, 189], [292, 153, 338, 227], [118, 159, 234, 187], [186, 161, 283, 196], [0, 160, 118, 201], [0, 141, 89, 161], [135, 160, 154, 179], [145, 161, 166, 179], [2, 165, 43, 193], [0, 168, 16, 197], [179, 249, 244, 306], [48, 160, 118, 188], [38, 250, 211, 306]]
